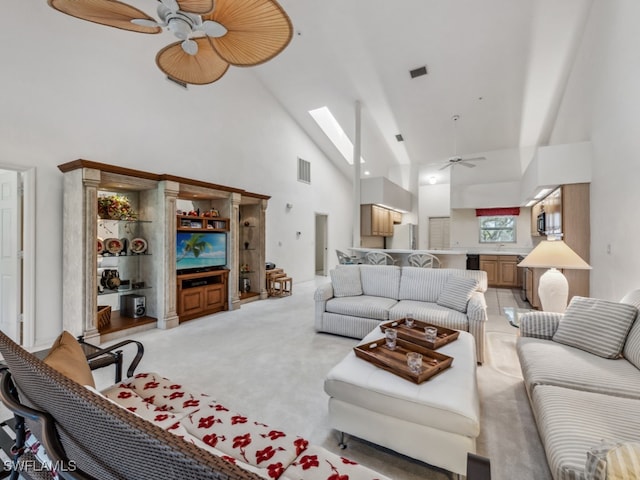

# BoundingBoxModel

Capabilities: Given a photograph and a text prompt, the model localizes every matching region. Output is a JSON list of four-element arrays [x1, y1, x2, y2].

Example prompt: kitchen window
[[479, 216, 516, 243]]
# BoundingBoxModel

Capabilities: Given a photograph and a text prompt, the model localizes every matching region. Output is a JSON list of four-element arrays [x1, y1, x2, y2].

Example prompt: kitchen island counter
[[349, 248, 467, 268]]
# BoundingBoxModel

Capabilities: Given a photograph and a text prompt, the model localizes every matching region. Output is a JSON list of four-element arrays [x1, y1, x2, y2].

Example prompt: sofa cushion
[[182, 402, 309, 479], [326, 295, 397, 321], [516, 337, 640, 399], [436, 276, 479, 313], [282, 445, 389, 480], [390, 300, 469, 331], [531, 385, 640, 480], [359, 265, 401, 299], [330, 267, 363, 297], [586, 440, 640, 480], [552, 296, 638, 359], [621, 290, 640, 370], [43, 331, 95, 388], [398, 267, 450, 302], [103, 372, 213, 415]]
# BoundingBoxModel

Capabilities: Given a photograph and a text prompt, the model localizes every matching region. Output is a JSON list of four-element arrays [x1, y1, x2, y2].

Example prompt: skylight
[[309, 106, 365, 165]]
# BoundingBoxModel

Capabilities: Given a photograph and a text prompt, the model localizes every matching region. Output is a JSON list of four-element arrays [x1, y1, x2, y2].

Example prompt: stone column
[[159, 180, 180, 329]]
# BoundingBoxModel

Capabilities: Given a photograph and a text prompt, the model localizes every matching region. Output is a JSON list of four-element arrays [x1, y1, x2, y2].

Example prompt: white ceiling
[[19, 0, 594, 189], [252, 0, 594, 186]]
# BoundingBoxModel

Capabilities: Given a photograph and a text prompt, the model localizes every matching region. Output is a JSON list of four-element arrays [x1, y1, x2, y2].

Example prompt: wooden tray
[[354, 337, 453, 384], [379, 319, 460, 350]]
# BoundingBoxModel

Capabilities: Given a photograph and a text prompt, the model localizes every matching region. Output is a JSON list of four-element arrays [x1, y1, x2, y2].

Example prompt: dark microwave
[[536, 211, 546, 235]]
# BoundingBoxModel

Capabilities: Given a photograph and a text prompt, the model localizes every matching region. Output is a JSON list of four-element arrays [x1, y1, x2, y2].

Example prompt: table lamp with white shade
[[517, 237, 592, 313]]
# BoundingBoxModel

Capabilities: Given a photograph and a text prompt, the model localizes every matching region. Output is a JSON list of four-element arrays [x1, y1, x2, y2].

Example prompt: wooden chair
[[365, 251, 397, 265], [407, 252, 441, 268]]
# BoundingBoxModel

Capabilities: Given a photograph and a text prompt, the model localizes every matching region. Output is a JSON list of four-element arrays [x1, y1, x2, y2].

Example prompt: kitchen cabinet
[[480, 255, 521, 288], [526, 183, 590, 307], [361, 204, 394, 237]]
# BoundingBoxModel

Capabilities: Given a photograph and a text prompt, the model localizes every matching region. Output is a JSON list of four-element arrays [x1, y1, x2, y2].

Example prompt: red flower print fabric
[[282, 445, 386, 480], [182, 402, 308, 479]]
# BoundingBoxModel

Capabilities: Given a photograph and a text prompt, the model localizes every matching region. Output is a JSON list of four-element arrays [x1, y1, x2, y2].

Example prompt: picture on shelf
[[176, 232, 227, 273]]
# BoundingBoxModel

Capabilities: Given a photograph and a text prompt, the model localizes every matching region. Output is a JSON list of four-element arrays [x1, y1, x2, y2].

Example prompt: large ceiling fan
[[439, 115, 486, 170], [47, 0, 293, 85]]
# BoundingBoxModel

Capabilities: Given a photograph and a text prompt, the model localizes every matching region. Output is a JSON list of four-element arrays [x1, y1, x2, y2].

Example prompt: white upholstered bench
[[324, 328, 480, 476]]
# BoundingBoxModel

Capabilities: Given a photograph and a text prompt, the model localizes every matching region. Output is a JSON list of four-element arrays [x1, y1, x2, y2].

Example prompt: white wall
[[0, 2, 352, 347], [549, 0, 640, 300]]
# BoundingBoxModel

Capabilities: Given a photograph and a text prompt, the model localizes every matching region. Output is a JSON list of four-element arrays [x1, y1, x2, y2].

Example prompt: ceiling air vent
[[297, 157, 311, 184], [409, 66, 428, 79], [395, 134, 404, 142]]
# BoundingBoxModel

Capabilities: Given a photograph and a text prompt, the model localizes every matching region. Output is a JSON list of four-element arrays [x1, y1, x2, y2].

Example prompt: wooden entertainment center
[[58, 160, 269, 342], [176, 269, 229, 322], [176, 214, 230, 321]]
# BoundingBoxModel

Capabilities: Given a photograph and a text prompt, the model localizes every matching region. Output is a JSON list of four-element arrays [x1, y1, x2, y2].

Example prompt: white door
[[315, 214, 328, 275], [428, 217, 450, 250], [0, 170, 21, 342]]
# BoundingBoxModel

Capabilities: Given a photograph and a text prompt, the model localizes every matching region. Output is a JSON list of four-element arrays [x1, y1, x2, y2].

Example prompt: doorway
[[315, 214, 328, 276], [0, 166, 35, 347]]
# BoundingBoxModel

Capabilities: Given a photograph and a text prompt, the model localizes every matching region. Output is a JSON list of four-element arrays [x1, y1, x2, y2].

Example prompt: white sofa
[[314, 265, 488, 363], [517, 290, 640, 480]]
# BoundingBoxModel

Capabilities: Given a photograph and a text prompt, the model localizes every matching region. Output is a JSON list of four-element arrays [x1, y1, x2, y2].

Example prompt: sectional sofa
[[314, 265, 489, 363], [517, 289, 640, 480]]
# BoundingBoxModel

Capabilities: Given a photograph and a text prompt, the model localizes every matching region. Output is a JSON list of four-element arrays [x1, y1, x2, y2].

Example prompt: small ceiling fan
[[438, 115, 486, 170], [47, 0, 293, 86]]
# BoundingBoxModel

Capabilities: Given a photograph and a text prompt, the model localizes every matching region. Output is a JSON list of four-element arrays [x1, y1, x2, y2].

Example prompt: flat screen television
[[176, 231, 227, 274]]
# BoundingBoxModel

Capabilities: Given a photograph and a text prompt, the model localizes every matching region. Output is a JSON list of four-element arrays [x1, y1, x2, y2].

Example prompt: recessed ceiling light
[[409, 66, 428, 79], [428, 176, 437, 185], [364, 171, 370, 176]]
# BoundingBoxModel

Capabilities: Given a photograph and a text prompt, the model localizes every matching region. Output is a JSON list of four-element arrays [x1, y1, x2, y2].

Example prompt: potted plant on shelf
[[97, 194, 137, 220]]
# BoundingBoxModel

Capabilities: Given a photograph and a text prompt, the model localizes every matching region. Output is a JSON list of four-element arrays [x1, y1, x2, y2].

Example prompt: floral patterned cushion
[[22, 373, 389, 480], [181, 402, 309, 479], [105, 372, 214, 414], [282, 445, 388, 480]]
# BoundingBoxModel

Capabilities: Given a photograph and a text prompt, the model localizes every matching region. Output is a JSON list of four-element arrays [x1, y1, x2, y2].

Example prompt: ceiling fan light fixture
[[181, 39, 198, 55], [47, 0, 292, 86], [168, 17, 192, 40]]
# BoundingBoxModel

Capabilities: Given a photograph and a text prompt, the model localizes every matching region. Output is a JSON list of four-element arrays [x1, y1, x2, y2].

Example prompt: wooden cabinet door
[[480, 256, 498, 286], [180, 289, 204, 317], [498, 257, 518, 286], [204, 284, 224, 310]]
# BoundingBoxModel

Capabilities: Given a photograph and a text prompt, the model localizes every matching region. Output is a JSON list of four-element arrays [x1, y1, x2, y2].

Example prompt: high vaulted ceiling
[[253, 0, 594, 186], [12, 0, 594, 189]]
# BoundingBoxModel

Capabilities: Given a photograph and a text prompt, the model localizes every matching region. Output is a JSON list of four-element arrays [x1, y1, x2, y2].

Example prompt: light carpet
[[87, 282, 551, 479]]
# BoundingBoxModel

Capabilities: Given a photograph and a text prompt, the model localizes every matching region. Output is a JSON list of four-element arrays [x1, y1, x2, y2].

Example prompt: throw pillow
[[330, 267, 363, 298], [43, 331, 95, 388], [436, 276, 479, 313], [552, 296, 638, 359], [586, 440, 640, 480]]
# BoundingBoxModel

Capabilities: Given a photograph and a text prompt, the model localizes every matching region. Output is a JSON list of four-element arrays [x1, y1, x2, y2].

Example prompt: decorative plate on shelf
[[97, 237, 104, 254], [104, 238, 124, 255], [130, 237, 148, 254]]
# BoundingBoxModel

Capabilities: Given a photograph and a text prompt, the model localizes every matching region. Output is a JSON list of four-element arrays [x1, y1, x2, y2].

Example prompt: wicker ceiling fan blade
[[176, 0, 215, 15], [156, 38, 229, 85], [204, 0, 293, 66], [47, 0, 161, 34]]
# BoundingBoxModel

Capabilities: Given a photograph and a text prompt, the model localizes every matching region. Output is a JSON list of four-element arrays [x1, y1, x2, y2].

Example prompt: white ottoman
[[324, 328, 480, 475]]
